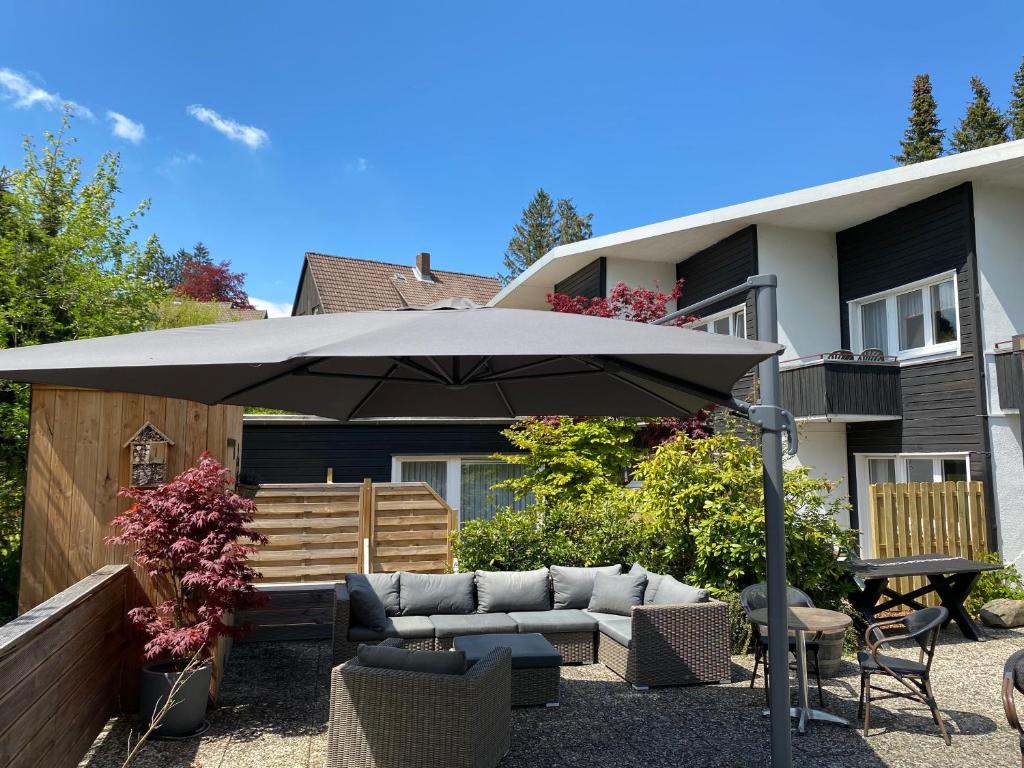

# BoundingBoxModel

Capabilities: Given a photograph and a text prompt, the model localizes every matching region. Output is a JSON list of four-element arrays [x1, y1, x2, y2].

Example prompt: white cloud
[[106, 111, 144, 143], [347, 157, 368, 172], [0, 68, 93, 118], [157, 151, 200, 178], [249, 297, 292, 318], [186, 104, 268, 149]]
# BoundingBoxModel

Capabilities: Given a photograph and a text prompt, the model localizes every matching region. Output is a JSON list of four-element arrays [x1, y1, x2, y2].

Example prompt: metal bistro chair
[[858, 606, 950, 745], [858, 347, 886, 362], [1003, 649, 1024, 766], [825, 349, 855, 361], [739, 583, 824, 706]]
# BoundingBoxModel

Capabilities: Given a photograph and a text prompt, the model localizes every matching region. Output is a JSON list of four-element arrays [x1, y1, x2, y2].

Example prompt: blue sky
[[2, 2, 1024, 314]]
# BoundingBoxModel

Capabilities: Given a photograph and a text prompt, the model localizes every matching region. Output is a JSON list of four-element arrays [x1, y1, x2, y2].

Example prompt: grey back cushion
[[357, 643, 466, 676], [629, 563, 664, 604], [652, 574, 710, 605], [588, 572, 647, 616], [550, 564, 622, 610], [399, 571, 476, 616], [475, 568, 551, 613], [346, 573, 392, 632]]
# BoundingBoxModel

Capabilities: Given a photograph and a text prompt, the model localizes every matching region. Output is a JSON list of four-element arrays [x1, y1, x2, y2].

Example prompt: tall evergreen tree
[[1010, 57, 1024, 141], [191, 241, 212, 263], [501, 188, 593, 283], [951, 76, 1010, 153], [894, 74, 945, 165]]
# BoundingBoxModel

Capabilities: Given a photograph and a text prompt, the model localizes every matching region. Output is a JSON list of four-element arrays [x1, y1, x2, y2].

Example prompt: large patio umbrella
[[0, 299, 796, 764]]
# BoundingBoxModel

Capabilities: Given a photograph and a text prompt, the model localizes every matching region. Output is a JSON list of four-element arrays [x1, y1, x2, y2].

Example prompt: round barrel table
[[748, 606, 851, 734]]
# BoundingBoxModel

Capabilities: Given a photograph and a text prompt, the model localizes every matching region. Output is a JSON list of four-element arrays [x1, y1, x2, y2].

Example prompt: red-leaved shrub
[[107, 452, 268, 661]]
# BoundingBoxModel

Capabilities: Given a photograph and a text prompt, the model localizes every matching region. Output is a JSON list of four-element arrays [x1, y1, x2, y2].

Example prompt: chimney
[[415, 252, 432, 281]]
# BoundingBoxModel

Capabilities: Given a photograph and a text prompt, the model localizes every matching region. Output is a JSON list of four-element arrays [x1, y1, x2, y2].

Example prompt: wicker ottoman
[[453, 633, 562, 707]]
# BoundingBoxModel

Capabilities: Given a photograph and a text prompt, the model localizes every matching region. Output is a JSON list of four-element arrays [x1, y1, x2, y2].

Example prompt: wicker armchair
[[327, 638, 512, 768], [597, 600, 731, 688], [1002, 649, 1024, 766]]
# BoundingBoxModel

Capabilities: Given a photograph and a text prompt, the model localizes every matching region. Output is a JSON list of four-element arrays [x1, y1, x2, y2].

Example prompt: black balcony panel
[[995, 350, 1024, 411], [780, 360, 902, 420]]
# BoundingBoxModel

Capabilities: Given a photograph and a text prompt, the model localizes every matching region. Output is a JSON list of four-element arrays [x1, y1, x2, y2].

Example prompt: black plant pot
[[139, 660, 212, 737]]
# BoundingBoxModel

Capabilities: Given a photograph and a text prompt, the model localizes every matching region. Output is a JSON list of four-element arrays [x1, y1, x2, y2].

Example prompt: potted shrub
[[108, 452, 268, 737], [235, 469, 262, 500]]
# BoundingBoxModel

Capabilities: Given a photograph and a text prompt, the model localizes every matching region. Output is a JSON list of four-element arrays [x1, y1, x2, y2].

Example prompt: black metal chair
[[858, 347, 886, 362], [858, 606, 950, 745], [1002, 649, 1024, 767], [739, 583, 824, 706]]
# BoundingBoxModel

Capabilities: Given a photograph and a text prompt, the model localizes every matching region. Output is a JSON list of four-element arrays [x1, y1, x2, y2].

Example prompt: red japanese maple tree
[[175, 258, 254, 309], [547, 279, 714, 443], [108, 453, 268, 661]]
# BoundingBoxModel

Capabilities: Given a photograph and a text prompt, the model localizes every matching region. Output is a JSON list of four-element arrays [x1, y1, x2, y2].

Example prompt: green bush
[[966, 550, 1024, 616]]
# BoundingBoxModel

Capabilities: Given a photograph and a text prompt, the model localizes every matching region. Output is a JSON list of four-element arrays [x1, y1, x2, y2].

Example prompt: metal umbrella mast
[[655, 274, 797, 767]]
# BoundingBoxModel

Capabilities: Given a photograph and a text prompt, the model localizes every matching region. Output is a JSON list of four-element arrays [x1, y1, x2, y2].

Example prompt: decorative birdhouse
[[124, 422, 174, 487]]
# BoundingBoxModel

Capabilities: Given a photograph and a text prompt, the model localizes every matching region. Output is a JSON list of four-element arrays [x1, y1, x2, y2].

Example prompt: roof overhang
[[490, 140, 1024, 309]]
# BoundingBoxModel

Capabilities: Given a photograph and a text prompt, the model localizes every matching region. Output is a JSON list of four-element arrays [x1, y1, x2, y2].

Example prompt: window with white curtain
[[392, 456, 531, 525], [850, 274, 959, 360], [860, 453, 969, 487], [686, 305, 746, 338]]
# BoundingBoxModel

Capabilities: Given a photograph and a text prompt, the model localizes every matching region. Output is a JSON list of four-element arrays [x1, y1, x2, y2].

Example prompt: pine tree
[[951, 76, 1010, 153], [501, 189, 593, 284], [894, 74, 945, 165], [191, 241, 212, 263], [1010, 57, 1024, 140]]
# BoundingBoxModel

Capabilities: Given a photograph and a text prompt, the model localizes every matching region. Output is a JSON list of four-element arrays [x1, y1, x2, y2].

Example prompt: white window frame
[[853, 451, 970, 556], [390, 454, 519, 525], [848, 271, 960, 362], [685, 304, 746, 338]]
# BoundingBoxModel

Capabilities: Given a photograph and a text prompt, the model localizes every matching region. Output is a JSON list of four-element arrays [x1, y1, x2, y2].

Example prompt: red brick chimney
[[415, 252, 432, 281]]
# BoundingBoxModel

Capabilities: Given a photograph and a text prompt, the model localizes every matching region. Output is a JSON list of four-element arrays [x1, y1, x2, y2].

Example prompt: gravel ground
[[81, 626, 1024, 768]]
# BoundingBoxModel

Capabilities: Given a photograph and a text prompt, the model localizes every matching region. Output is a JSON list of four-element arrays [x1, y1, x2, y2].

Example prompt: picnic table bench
[[844, 554, 1000, 641]]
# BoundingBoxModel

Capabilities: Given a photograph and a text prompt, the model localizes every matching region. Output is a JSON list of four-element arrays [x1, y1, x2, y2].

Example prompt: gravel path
[[81, 626, 1024, 768]]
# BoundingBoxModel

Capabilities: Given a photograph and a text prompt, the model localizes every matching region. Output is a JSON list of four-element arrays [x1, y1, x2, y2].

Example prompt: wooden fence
[[0, 565, 134, 768], [250, 481, 457, 583], [868, 481, 988, 604]]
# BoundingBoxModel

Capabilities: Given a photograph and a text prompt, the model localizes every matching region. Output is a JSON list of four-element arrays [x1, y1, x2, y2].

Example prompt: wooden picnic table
[[844, 554, 1000, 641]]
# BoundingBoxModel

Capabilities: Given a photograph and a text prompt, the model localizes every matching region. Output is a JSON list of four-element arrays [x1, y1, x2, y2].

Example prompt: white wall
[[756, 226, 841, 363], [974, 183, 1024, 567], [603, 260, 677, 295], [784, 420, 850, 529]]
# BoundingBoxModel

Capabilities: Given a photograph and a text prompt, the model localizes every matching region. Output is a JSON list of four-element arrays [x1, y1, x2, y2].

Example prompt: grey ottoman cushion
[[475, 568, 551, 613], [454, 632, 562, 670], [346, 573, 399, 632], [357, 643, 466, 675], [588, 572, 647, 616], [399, 571, 476, 616], [508, 609, 598, 633], [550, 564, 622, 609], [348, 615, 436, 642], [429, 612, 518, 638], [651, 575, 710, 604], [600, 618, 633, 648]]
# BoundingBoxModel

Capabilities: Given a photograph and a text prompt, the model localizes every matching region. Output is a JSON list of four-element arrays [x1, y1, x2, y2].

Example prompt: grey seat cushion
[[550, 564, 622, 610], [588, 572, 647, 616], [399, 571, 476, 616], [600, 618, 633, 649], [475, 568, 551, 613], [584, 609, 627, 624], [508, 609, 598, 633], [429, 612, 518, 638], [357, 643, 466, 675], [346, 572, 400, 632], [348, 615, 436, 642], [454, 632, 562, 669], [629, 564, 709, 604]]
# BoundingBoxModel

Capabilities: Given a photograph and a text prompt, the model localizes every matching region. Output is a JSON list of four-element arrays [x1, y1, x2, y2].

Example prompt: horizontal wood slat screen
[[0, 565, 131, 768], [250, 481, 456, 583], [868, 481, 988, 606]]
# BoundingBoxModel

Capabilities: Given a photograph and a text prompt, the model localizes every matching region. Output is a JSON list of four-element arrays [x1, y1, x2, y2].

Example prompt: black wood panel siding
[[676, 226, 758, 338], [553, 257, 606, 299], [240, 422, 516, 483], [995, 351, 1024, 410], [779, 362, 902, 419]]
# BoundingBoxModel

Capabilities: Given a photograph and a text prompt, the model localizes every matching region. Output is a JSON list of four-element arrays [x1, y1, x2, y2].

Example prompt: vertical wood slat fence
[[868, 481, 988, 605], [250, 481, 456, 583]]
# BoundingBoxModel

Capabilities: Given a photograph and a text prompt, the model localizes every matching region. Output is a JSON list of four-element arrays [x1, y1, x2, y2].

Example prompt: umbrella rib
[[493, 382, 514, 417], [301, 371, 435, 384], [389, 357, 452, 385], [215, 356, 327, 404], [607, 372, 688, 414], [458, 356, 492, 385], [471, 356, 568, 383], [346, 362, 399, 421], [591, 356, 743, 411]]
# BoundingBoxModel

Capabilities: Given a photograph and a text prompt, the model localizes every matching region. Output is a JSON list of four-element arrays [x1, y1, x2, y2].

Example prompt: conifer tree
[[556, 198, 593, 245], [951, 76, 1010, 153], [894, 74, 944, 165], [1009, 57, 1024, 141], [501, 189, 593, 283]]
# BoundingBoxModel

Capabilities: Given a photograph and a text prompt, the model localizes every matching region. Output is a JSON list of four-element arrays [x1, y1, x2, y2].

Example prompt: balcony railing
[[779, 352, 901, 420]]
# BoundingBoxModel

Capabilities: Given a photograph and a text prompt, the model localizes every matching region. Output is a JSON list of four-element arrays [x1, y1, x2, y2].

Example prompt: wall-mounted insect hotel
[[125, 421, 175, 487]]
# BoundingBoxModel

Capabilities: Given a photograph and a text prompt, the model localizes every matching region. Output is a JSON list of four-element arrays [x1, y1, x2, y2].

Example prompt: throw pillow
[[550, 564, 622, 609], [475, 568, 551, 613], [651, 575, 710, 604], [357, 643, 466, 675], [587, 572, 647, 616], [345, 573, 390, 632], [629, 562, 665, 604], [399, 571, 476, 616]]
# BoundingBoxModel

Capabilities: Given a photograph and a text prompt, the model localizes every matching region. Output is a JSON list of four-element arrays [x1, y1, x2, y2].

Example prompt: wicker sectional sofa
[[332, 565, 730, 688]]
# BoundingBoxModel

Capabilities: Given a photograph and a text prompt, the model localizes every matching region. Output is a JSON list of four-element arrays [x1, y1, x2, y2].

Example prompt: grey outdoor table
[[749, 606, 852, 735], [845, 554, 1000, 641]]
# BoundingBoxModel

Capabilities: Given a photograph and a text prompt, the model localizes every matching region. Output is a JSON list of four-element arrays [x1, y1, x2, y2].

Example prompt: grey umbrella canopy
[[0, 305, 781, 420]]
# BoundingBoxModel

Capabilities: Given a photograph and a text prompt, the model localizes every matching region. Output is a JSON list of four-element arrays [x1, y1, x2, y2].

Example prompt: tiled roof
[[303, 252, 501, 313], [212, 302, 268, 322]]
